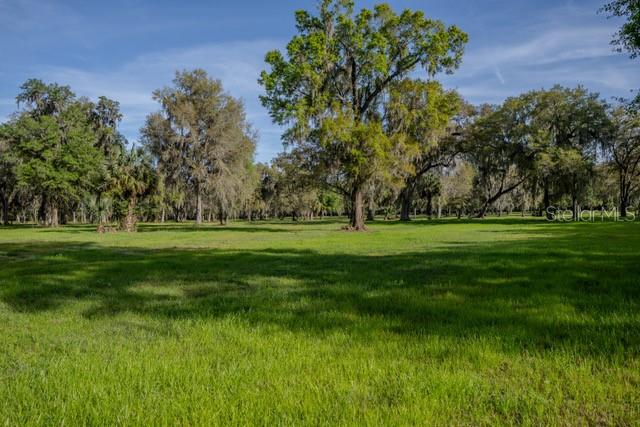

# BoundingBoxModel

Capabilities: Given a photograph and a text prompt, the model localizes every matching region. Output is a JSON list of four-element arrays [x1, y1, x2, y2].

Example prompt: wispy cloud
[[2, 0, 639, 162], [36, 40, 284, 161], [0, 0, 82, 41], [494, 68, 506, 85], [463, 27, 616, 72], [443, 16, 639, 104]]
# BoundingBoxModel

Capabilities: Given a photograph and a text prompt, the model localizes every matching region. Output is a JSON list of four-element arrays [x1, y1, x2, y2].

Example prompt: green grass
[[0, 217, 639, 425]]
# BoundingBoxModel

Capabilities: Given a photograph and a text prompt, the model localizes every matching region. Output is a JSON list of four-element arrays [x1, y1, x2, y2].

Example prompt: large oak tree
[[260, 0, 467, 230]]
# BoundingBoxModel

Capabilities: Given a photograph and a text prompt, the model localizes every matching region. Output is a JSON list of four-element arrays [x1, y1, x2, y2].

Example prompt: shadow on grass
[[2, 221, 337, 234], [136, 218, 356, 232], [377, 217, 551, 227], [9, 223, 291, 234], [136, 223, 292, 233], [0, 217, 555, 234], [1, 223, 639, 357]]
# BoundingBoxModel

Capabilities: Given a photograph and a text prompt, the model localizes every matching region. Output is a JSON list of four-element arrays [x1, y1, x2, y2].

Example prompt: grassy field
[[0, 217, 639, 425]]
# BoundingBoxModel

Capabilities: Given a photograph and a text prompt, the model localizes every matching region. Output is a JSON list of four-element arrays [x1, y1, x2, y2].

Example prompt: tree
[[90, 96, 125, 157], [271, 150, 321, 221], [416, 173, 442, 219], [6, 81, 103, 226], [87, 96, 127, 224], [591, 163, 620, 209], [607, 106, 640, 217], [207, 138, 256, 225], [530, 86, 610, 219], [554, 148, 596, 220], [141, 112, 184, 222], [251, 163, 279, 220], [143, 70, 256, 226], [0, 125, 18, 225], [441, 161, 474, 218], [16, 79, 74, 117], [465, 102, 539, 218], [384, 79, 462, 221], [107, 147, 156, 232], [601, 0, 640, 58], [601, 1, 640, 105], [260, 0, 467, 230]]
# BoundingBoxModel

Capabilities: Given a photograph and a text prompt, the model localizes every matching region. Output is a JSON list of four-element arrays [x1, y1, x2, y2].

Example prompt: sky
[[1, 0, 638, 162]]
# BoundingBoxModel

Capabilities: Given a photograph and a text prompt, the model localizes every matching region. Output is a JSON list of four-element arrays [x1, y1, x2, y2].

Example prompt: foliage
[[260, 0, 468, 229], [142, 70, 256, 225], [0, 125, 19, 225], [384, 79, 462, 220], [5, 82, 104, 226], [464, 101, 538, 217], [606, 105, 640, 215], [462, 86, 611, 218], [601, 0, 640, 58], [107, 147, 157, 232], [441, 160, 475, 217]]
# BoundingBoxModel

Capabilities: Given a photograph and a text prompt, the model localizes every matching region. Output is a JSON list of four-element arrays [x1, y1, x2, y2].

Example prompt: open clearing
[[1, 218, 639, 425]]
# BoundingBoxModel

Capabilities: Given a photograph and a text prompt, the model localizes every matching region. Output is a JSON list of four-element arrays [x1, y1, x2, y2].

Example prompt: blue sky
[[1, 0, 638, 162]]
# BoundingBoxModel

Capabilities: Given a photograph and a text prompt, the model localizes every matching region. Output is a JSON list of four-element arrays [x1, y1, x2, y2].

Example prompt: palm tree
[[108, 147, 155, 232]]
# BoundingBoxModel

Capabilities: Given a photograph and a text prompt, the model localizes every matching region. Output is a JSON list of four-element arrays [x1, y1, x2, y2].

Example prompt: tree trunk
[[1, 193, 8, 225], [38, 194, 47, 225], [426, 194, 433, 220], [476, 179, 526, 219], [121, 199, 137, 232], [367, 206, 375, 222], [477, 203, 488, 219], [195, 184, 203, 226], [619, 173, 629, 218], [350, 187, 366, 231], [48, 203, 59, 228], [399, 186, 414, 222], [218, 206, 226, 225], [543, 182, 552, 220]]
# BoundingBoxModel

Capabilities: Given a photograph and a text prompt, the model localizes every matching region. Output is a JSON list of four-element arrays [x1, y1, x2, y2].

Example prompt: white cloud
[[36, 39, 284, 162], [443, 14, 639, 104], [494, 68, 506, 85], [4, 0, 639, 161], [0, 0, 81, 37], [463, 27, 616, 73]]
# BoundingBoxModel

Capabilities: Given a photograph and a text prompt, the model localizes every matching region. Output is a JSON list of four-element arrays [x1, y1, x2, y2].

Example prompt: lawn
[[0, 218, 639, 425]]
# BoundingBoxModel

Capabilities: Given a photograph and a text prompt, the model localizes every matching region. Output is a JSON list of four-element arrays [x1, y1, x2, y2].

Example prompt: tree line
[[1, 0, 639, 231]]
